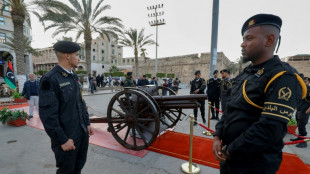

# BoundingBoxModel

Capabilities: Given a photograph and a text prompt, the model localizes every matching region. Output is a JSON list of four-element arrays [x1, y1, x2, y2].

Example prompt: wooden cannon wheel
[[107, 89, 160, 150]]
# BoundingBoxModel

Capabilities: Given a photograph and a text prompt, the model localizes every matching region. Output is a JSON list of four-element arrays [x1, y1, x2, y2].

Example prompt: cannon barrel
[[152, 94, 208, 101]]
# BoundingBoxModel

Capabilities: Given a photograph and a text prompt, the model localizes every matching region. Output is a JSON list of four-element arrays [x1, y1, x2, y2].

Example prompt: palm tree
[[118, 28, 155, 77], [4, 35, 41, 57], [1, 0, 31, 75], [34, 0, 123, 73]]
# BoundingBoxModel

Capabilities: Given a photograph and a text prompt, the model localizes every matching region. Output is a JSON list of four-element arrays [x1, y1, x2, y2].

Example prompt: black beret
[[142, 74, 146, 77], [213, 70, 218, 75], [194, 70, 201, 75], [220, 69, 230, 74], [127, 72, 132, 76], [241, 14, 282, 35], [53, 41, 80, 53]]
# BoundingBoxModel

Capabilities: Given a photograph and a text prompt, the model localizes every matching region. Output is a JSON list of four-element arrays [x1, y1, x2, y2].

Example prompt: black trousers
[[220, 159, 277, 174], [296, 111, 310, 136], [51, 132, 89, 174], [209, 96, 220, 117], [194, 100, 205, 121]]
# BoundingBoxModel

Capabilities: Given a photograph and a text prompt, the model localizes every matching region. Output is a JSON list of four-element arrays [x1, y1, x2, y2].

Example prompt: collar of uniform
[[58, 65, 73, 74], [245, 55, 280, 73]]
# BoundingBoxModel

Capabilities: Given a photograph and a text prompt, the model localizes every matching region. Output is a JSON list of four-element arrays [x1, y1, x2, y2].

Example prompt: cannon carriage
[[90, 85, 207, 150]]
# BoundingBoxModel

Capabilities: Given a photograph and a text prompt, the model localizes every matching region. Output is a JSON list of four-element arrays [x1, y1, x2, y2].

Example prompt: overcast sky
[[30, 0, 310, 62]]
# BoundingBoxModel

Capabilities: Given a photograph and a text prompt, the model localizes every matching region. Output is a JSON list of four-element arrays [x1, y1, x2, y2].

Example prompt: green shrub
[[288, 118, 297, 126], [0, 107, 29, 124], [104, 72, 113, 77], [145, 74, 152, 78], [35, 70, 48, 76], [156, 73, 166, 78], [167, 73, 175, 78], [12, 91, 23, 99], [75, 71, 87, 75], [112, 71, 124, 77]]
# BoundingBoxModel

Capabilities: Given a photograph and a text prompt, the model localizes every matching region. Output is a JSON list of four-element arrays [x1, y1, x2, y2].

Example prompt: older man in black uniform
[[39, 41, 94, 174], [190, 70, 207, 125], [213, 14, 307, 174], [220, 69, 232, 113], [207, 70, 221, 120]]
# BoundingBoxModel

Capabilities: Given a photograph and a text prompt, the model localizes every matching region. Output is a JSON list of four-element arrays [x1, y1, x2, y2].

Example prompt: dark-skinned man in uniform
[[39, 41, 94, 174], [220, 69, 232, 113], [213, 14, 307, 174], [207, 70, 221, 120], [190, 70, 207, 125]]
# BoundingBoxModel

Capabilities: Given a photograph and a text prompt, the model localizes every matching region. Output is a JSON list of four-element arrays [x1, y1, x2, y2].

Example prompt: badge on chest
[[59, 82, 71, 88]]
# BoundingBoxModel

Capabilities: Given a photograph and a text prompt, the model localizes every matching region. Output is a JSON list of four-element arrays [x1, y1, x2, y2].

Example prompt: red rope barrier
[[196, 122, 215, 133], [285, 139, 310, 145], [287, 130, 310, 139], [209, 105, 224, 114]]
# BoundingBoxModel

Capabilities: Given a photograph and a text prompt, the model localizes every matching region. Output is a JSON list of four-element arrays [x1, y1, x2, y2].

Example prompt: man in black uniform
[[220, 69, 232, 113], [190, 70, 207, 125], [207, 70, 221, 120], [39, 41, 94, 174], [291, 76, 310, 148], [213, 14, 306, 174]]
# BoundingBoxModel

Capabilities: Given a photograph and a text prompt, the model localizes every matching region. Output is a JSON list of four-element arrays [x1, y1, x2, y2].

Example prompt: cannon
[[90, 85, 208, 151]]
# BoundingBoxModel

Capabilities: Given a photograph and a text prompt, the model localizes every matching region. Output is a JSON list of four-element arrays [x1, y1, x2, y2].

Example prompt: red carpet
[[148, 131, 310, 174], [11, 106, 149, 158]]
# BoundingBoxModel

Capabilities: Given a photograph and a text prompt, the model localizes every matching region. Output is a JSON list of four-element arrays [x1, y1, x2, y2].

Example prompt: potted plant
[[287, 118, 297, 134], [0, 107, 29, 127], [12, 91, 27, 103]]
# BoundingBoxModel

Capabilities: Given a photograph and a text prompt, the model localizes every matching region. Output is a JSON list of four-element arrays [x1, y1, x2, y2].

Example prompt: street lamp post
[[209, 0, 219, 78], [147, 4, 165, 78]]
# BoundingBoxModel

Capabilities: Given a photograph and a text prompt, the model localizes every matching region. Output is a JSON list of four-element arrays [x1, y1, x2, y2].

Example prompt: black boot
[[296, 142, 307, 148], [202, 118, 206, 124], [215, 115, 219, 120], [210, 115, 216, 120], [290, 137, 302, 141]]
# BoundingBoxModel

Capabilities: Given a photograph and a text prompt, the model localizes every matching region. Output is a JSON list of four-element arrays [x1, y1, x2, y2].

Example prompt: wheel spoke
[[163, 111, 175, 123], [136, 126, 148, 145], [112, 108, 126, 117], [117, 98, 129, 115], [115, 123, 127, 133], [133, 95, 140, 115], [136, 106, 149, 117], [160, 117, 170, 126], [132, 127, 137, 147], [137, 123, 153, 134], [124, 127, 130, 142], [125, 93, 132, 113]]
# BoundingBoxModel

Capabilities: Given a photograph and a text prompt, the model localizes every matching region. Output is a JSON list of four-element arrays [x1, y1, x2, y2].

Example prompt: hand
[[213, 136, 227, 162], [306, 107, 310, 114], [88, 125, 94, 136], [194, 89, 199, 94], [61, 139, 76, 151]]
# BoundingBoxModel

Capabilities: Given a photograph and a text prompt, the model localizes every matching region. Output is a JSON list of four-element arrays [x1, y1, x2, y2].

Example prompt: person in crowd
[[220, 69, 232, 113], [168, 77, 173, 89], [96, 74, 101, 87], [39, 41, 93, 173], [172, 78, 181, 94], [207, 70, 221, 120], [190, 70, 207, 125], [124, 72, 134, 87], [213, 14, 305, 173], [137, 75, 149, 86], [22, 74, 40, 118], [150, 77, 158, 86], [290, 76, 310, 148]]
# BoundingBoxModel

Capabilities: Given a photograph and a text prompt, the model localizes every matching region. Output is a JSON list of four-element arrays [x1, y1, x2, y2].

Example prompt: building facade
[[281, 54, 310, 77], [32, 36, 124, 76], [0, 0, 33, 91]]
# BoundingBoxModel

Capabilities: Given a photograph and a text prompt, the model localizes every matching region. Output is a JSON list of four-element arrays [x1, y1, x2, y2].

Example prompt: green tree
[[4, 36, 41, 57], [1, 0, 31, 74], [118, 28, 155, 77], [35, 0, 123, 74]]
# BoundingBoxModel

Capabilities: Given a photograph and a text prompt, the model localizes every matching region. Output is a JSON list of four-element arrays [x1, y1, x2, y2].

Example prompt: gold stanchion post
[[208, 102, 211, 128], [181, 114, 200, 174]]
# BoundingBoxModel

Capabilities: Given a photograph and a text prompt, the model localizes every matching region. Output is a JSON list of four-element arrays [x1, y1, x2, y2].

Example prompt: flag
[[4, 61, 16, 90]]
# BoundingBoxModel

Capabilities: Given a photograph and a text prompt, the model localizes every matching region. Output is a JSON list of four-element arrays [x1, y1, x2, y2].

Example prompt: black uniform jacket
[[190, 78, 206, 94], [297, 85, 310, 112], [215, 56, 305, 170], [207, 78, 221, 98], [39, 65, 90, 145]]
